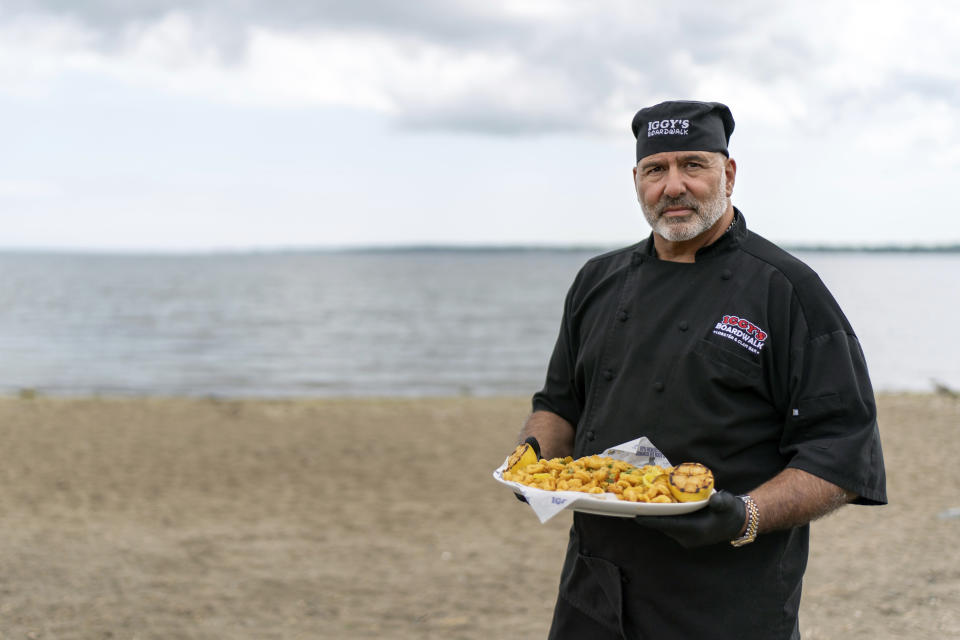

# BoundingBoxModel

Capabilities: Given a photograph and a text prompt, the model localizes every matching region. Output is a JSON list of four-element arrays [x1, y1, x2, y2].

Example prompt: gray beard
[[642, 173, 728, 242]]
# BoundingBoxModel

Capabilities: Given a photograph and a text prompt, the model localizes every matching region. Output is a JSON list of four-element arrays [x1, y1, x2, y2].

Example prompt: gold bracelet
[[730, 494, 760, 547]]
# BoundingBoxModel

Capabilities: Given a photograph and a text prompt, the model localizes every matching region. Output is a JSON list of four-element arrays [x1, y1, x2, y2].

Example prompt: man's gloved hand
[[523, 436, 542, 459], [513, 437, 542, 503], [633, 490, 746, 548]]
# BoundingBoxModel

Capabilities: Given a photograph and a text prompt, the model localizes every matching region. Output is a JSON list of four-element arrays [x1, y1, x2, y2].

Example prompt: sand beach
[[0, 393, 957, 639]]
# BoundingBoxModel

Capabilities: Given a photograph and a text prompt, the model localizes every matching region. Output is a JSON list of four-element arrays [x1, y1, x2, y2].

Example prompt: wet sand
[[0, 393, 957, 639]]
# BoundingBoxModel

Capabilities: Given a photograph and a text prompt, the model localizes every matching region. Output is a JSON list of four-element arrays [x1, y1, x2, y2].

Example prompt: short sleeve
[[531, 270, 584, 428], [780, 329, 887, 505]]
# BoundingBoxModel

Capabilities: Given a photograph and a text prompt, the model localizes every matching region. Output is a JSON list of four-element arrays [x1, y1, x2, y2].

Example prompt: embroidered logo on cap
[[647, 119, 690, 137], [713, 315, 768, 354]]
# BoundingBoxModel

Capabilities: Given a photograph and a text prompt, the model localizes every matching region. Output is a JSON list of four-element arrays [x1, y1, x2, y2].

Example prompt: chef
[[517, 100, 887, 639]]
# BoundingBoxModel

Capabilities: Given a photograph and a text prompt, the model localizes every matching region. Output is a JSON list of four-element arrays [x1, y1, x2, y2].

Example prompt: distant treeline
[[337, 244, 960, 254], [784, 244, 960, 253], [7, 244, 958, 257]]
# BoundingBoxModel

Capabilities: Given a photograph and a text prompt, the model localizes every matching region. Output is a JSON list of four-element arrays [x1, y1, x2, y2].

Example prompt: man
[[518, 100, 886, 639]]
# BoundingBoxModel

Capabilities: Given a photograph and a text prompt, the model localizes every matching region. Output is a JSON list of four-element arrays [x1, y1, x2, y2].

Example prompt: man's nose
[[663, 166, 686, 198]]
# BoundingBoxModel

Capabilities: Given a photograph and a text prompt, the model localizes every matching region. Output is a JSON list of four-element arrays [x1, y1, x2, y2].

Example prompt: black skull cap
[[631, 100, 735, 163]]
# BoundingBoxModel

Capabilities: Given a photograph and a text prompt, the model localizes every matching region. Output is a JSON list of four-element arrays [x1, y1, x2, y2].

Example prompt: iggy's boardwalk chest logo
[[713, 315, 768, 354]]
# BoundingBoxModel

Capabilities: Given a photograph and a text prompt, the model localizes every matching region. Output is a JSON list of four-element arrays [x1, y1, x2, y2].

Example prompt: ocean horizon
[[4, 242, 960, 256]]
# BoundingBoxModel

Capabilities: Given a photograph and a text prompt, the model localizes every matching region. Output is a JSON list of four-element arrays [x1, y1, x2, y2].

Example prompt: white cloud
[[5, 1, 960, 136], [0, 13, 96, 98]]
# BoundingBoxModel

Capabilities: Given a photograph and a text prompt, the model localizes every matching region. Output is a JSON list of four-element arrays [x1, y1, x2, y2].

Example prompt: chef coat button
[[587, 430, 596, 441], [621, 574, 630, 584], [653, 381, 664, 392], [582, 548, 591, 557], [617, 310, 629, 322], [631, 253, 644, 266], [602, 369, 614, 381], [678, 320, 689, 331], [721, 269, 732, 280]]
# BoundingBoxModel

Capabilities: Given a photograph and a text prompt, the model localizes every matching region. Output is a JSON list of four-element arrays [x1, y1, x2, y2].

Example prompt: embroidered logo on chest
[[713, 315, 768, 354]]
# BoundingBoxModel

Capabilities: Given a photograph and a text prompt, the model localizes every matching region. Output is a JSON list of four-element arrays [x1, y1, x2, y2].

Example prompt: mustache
[[654, 196, 701, 217]]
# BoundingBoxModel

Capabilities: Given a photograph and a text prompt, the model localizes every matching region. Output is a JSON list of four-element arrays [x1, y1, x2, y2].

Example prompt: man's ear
[[724, 157, 737, 197]]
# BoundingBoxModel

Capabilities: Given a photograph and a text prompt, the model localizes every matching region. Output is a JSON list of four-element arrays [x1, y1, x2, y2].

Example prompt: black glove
[[633, 490, 746, 548], [513, 437, 542, 503], [524, 436, 542, 459]]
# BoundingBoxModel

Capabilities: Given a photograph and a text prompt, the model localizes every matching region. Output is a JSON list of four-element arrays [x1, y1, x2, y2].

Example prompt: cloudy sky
[[3, 0, 960, 251]]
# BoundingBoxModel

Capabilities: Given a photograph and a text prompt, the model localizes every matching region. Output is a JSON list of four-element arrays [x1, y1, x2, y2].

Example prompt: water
[[0, 249, 957, 397], [791, 252, 960, 393]]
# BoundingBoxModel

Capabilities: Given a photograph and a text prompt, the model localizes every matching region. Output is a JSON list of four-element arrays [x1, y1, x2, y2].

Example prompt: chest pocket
[[692, 338, 762, 387]]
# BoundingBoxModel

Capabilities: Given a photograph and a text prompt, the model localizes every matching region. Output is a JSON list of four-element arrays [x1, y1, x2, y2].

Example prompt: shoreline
[[2, 388, 955, 401]]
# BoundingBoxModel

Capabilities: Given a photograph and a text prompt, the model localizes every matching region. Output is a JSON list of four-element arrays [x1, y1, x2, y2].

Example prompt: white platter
[[564, 492, 711, 517]]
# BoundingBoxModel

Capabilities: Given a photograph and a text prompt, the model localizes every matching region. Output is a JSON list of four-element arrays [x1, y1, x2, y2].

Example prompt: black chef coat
[[532, 211, 887, 640]]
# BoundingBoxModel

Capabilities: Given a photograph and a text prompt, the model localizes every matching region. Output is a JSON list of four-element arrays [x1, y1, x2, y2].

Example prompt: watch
[[730, 494, 760, 547]]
